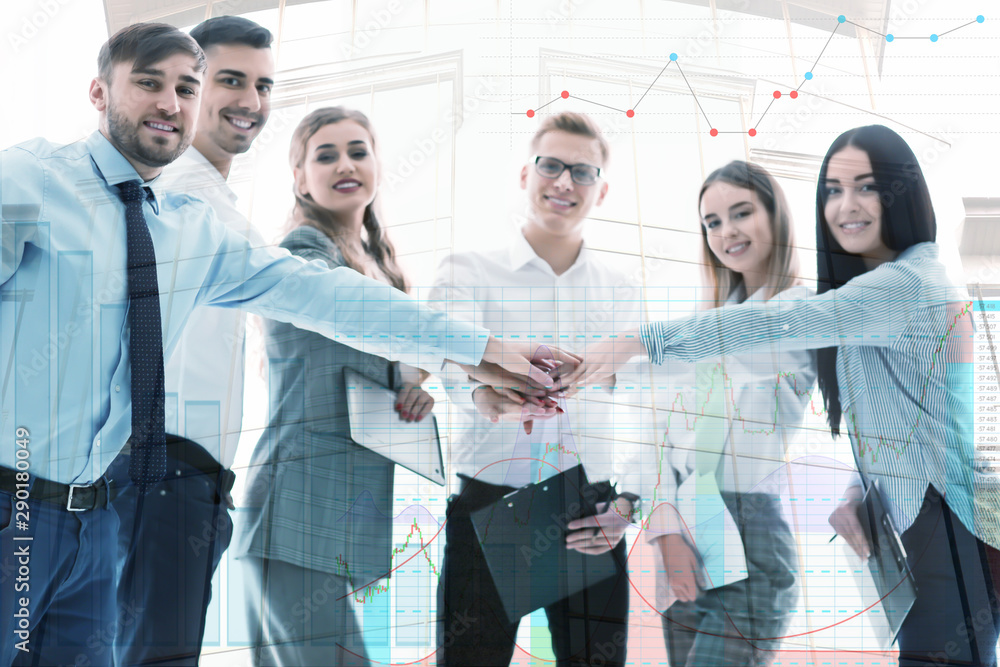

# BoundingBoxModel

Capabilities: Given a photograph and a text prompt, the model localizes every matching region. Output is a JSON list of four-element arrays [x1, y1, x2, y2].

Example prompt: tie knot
[[115, 180, 151, 204]]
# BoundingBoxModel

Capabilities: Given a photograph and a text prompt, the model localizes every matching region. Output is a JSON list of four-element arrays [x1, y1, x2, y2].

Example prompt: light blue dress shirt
[[641, 243, 999, 550], [0, 131, 487, 485]]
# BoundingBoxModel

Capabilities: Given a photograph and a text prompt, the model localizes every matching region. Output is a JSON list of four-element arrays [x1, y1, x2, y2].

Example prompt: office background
[[3, 0, 997, 663]]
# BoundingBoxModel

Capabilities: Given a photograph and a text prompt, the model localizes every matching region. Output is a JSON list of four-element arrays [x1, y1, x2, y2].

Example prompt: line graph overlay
[[520, 15, 986, 137]]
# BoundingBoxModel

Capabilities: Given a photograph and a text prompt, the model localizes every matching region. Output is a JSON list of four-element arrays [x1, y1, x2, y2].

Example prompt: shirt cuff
[[640, 322, 666, 366], [438, 322, 489, 366]]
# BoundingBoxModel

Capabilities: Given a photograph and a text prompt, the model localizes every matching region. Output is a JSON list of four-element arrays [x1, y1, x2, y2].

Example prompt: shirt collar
[[896, 241, 937, 262], [508, 228, 593, 275], [86, 130, 165, 208]]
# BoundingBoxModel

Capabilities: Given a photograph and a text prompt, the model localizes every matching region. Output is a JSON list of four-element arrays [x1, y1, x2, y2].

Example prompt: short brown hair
[[529, 112, 609, 165], [98, 23, 206, 83]]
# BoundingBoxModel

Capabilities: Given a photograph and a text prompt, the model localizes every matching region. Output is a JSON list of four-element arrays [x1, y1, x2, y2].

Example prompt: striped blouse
[[640, 242, 1000, 550]]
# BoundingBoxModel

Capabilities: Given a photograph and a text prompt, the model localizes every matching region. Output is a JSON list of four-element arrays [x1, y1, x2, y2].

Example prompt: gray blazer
[[233, 226, 397, 581]]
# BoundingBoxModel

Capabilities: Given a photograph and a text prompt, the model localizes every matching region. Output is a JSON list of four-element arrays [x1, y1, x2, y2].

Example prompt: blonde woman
[[233, 107, 432, 666]]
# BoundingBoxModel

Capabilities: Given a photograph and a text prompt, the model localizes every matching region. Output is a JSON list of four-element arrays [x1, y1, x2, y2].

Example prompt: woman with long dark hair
[[232, 106, 433, 666], [576, 125, 1000, 665]]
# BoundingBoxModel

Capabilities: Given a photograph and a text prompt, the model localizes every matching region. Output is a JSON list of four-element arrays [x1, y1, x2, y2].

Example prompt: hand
[[557, 334, 645, 391], [828, 486, 871, 559], [656, 533, 703, 602], [459, 361, 553, 404], [221, 490, 236, 511], [395, 383, 434, 422], [565, 499, 632, 555], [471, 386, 560, 434], [481, 338, 581, 390]]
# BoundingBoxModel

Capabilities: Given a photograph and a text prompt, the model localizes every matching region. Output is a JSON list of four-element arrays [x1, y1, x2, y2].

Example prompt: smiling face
[[823, 145, 895, 264], [197, 44, 274, 156], [91, 52, 202, 178], [294, 120, 378, 217], [520, 130, 608, 236], [700, 181, 774, 280]]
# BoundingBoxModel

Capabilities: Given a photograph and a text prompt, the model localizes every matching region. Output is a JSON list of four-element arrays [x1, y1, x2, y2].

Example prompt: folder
[[469, 464, 624, 623], [850, 480, 918, 649]]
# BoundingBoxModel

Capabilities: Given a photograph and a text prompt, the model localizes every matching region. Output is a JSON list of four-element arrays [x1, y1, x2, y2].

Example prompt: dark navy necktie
[[115, 180, 166, 493]]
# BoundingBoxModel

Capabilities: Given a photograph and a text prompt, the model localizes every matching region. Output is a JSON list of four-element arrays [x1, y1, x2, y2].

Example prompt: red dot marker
[[527, 109, 535, 118], [748, 128, 757, 137], [773, 90, 782, 99], [790, 91, 799, 99], [561, 90, 569, 99], [626, 109, 635, 118], [710, 128, 718, 137]]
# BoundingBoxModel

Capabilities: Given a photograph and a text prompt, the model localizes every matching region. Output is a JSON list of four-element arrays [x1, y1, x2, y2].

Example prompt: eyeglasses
[[532, 156, 602, 186]]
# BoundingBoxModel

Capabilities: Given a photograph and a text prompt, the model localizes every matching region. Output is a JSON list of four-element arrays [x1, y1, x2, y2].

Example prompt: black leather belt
[[0, 466, 114, 511]]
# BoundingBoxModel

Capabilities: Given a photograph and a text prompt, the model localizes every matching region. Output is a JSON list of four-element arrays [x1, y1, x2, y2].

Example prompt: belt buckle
[[66, 484, 89, 512]]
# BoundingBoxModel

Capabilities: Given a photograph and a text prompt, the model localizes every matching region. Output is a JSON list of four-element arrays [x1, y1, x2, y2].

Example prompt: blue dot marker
[[977, 15, 985, 23], [886, 34, 894, 42], [670, 52, 678, 61], [805, 71, 814, 80], [930, 34, 938, 42], [838, 15, 846, 23]]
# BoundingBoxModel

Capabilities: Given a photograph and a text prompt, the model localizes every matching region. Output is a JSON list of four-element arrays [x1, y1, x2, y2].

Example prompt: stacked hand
[[555, 334, 644, 390], [479, 338, 582, 390], [468, 341, 581, 433]]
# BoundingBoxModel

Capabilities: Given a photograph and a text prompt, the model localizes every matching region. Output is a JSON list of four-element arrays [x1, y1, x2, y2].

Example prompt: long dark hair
[[698, 160, 802, 308], [815, 125, 937, 435], [288, 107, 408, 293]]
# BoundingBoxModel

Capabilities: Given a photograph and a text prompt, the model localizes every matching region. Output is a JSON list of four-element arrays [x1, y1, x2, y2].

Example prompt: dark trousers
[[437, 477, 629, 667], [896, 485, 1000, 667], [109, 436, 234, 666], [0, 488, 119, 666]]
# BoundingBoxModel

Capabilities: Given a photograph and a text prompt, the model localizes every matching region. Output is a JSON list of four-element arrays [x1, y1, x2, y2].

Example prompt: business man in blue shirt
[[0, 22, 564, 666], [103, 16, 280, 666]]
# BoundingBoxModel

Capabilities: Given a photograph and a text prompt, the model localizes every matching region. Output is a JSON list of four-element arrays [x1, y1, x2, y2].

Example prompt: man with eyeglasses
[[430, 112, 643, 666]]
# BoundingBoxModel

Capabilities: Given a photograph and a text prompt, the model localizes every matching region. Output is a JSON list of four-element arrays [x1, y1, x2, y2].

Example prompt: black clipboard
[[853, 480, 918, 648], [469, 465, 624, 624]]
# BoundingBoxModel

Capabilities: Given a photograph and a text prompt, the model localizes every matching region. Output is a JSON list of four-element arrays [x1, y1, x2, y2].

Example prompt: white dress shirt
[[429, 230, 644, 492], [639, 285, 816, 610], [159, 147, 261, 468], [641, 285, 817, 536]]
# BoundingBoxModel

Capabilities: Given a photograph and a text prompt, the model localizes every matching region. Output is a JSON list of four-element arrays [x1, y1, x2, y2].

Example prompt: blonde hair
[[288, 106, 408, 293], [529, 111, 609, 165], [698, 161, 802, 307]]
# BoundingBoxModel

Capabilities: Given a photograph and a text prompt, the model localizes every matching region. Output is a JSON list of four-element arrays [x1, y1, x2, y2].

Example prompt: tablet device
[[344, 367, 446, 486]]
